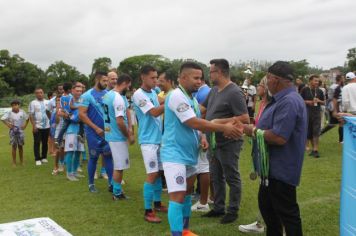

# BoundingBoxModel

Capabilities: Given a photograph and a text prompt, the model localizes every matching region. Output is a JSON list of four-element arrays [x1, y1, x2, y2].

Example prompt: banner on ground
[[340, 116, 356, 236], [0, 217, 72, 236]]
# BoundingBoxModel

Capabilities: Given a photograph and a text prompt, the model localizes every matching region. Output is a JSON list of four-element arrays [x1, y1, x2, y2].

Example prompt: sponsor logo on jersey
[[176, 103, 190, 113]]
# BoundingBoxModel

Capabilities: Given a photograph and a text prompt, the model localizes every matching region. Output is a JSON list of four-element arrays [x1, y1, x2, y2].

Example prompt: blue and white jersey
[[79, 88, 107, 137], [60, 94, 73, 114], [28, 99, 50, 129], [122, 95, 129, 124], [49, 96, 57, 113], [102, 90, 127, 142], [132, 88, 162, 145], [66, 104, 80, 134], [160, 88, 201, 166]]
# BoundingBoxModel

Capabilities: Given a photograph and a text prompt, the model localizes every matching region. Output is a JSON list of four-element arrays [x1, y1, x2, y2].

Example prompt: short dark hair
[[117, 73, 132, 85], [335, 74, 342, 82], [95, 71, 108, 79], [308, 74, 319, 82], [210, 59, 230, 77], [140, 65, 157, 75], [11, 99, 20, 105], [159, 70, 176, 82], [47, 91, 53, 98], [63, 82, 72, 92], [35, 86, 43, 92], [179, 61, 203, 74], [268, 61, 294, 81]]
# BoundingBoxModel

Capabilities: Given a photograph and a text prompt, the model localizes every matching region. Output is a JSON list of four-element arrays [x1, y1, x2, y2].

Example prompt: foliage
[[89, 57, 112, 85], [346, 47, 356, 71]]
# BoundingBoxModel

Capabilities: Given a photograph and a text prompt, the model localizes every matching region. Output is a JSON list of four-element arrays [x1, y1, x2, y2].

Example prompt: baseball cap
[[268, 61, 294, 81], [346, 72, 356, 80]]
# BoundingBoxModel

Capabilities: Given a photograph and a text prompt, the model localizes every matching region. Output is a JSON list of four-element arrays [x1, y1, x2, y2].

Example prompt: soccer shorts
[[64, 133, 85, 152], [163, 162, 197, 193], [109, 141, 130, 171], [140, 144, 163, 174], [196, 151, 209, 174]]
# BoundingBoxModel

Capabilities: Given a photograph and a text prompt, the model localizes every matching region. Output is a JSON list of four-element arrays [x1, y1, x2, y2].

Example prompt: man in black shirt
[[300, 75, 325, 157]]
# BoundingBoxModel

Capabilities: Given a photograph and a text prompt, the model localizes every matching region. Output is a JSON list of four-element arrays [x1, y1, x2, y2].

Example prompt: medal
[[249, 172, 257, 180]]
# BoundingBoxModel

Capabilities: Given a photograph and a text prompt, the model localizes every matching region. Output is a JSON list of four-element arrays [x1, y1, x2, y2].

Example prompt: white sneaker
[[100, 172, 108, 179], [41, 159, 48, 163], [207, 198, 214, 204], [35, 160, 42, 166], [74, 173, 85, 178], [67, 174, 79, 181], [77, 167, 83, 172], [191, 201, 210, 212], [58, 164, 64, 172], [238, 221, 265, 233]]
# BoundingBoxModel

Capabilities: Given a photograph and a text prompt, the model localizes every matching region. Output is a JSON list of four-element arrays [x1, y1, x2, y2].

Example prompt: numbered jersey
[[102, 90, 128, 142]]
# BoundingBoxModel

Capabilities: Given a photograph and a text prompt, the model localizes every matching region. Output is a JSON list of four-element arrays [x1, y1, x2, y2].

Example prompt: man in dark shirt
[[201, 59, 249, 224], [300, 75, 325, 157], [243, 61, 307, 236]]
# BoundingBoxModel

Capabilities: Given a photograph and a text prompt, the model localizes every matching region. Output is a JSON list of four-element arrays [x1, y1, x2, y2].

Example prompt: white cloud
[[0, 0, 355, 74]]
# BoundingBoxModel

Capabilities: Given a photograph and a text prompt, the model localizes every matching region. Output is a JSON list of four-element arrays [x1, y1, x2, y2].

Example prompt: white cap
[[346, 72, 356, 80]]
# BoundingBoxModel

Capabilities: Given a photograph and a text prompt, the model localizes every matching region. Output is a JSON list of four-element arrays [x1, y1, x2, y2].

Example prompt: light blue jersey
[[66, 104, 80, 134], [161, 88, 201, 166], [132, 88, 162, 145], [102, 90, 127, 142]]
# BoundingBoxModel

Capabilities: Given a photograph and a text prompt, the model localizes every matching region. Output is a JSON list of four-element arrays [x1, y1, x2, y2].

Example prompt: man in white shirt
[[29, 87, 51, 166], [342, 72, 356, 115]]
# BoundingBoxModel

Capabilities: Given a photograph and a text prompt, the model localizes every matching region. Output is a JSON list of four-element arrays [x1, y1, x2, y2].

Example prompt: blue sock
[[82, 150, 87, 161], [153, 177, 162, 202], [183, 195, 192, 229], [113, 180, 122, 195], [168, 201, 183, 236], [103, 155, 113, 186], [143, 182, 154, 210], [73, 152, 80, 173], [88, 155, 98, 185], [100, 167, 106, 174], [65, 151, 74, 175]]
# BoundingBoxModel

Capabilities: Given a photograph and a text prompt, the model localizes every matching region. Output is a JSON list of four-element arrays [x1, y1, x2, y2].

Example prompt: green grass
[[0, 124, 341, 236]]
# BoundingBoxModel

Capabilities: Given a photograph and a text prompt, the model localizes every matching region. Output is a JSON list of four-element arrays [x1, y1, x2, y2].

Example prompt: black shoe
[[308, 151, 315, 156], [314, 151, 320, 158], [108, 185, 113, 193], [201, 210, 225, 218], [220, 213, 238, 224], [112, 193, 129, 201]]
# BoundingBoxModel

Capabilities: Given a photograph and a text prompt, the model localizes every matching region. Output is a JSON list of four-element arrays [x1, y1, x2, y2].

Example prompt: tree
[[45, 61, 88, 92], [346, 47, 356, 71], [118, 55, 171, 88]]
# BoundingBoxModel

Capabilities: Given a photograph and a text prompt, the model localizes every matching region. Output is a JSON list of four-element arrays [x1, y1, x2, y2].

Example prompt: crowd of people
[[1, 59, 356, 236]]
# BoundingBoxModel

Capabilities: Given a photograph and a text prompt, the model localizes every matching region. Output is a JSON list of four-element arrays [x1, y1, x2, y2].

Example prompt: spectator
[[300, 75, 325, 157], [29, 87, 51, 165], [341, 72, 356, 115]]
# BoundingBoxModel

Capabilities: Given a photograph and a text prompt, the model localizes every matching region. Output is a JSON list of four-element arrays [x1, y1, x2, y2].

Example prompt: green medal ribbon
[[256, 129, 269, 186]]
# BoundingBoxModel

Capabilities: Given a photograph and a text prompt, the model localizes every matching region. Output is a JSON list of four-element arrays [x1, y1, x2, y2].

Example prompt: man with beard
[[78, 71, 114, 193]]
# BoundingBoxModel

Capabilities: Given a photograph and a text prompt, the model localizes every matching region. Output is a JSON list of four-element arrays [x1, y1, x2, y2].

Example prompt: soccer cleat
[[220, 213, 238, 224], [35, 160, 42, 166], [238, 221, 265, 233], [113, 193, 129, 200], [41, 159, 48, 163], [108, 185, 113, 193], [144, 212, 162, 223], [201, 210, 225, 218], [182, 229, 199, 236], [67, 174, 79, 181], [191, 201, 210, 212], [89, 185, 98, 193], [154, 205, 168, 213]]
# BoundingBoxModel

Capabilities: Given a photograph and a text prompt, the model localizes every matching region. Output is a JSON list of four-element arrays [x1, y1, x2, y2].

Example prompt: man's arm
[[243, 124, 287, 146], [116, 116, 129, 138], [147, 105, 164, 117], [78, 106, 103, 136]]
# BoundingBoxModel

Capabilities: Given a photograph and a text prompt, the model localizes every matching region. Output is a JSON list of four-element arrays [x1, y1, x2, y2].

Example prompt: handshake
[[211, 117, 245, 139]]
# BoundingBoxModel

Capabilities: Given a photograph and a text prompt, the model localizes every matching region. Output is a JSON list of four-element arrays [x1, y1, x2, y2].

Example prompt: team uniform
[[79, 88, 113, 189], [64, 103, 85, 178], [161, 87, 201, 235], [103, 90, 130, 196], [1, 109, 29, 146], [132, 88, 163, 213]]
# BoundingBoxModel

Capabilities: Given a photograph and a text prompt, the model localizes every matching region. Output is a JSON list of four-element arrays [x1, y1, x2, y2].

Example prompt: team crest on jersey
[[69, 143, 74, 148], [90, 149, 97, 156], [176, 103, 190, 113], [149, 161, 156, 168], [138, 99, 147, 107], [116, 105, 124, 111], [175, 175, 185, 185]]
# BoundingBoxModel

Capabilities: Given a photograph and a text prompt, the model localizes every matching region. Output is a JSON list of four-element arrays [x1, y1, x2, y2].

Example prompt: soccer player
[[78, 71, 114, 193], [63, 84, 85, 181], [161, 62, 242, 236], [55, 82, 73, 146], [1, 99, 29, 166], [103, 73, 134, 199], [133, 65, 167, 223]]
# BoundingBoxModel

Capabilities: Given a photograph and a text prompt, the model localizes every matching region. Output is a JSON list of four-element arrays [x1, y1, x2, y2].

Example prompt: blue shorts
[[86, 133, 112, 158]]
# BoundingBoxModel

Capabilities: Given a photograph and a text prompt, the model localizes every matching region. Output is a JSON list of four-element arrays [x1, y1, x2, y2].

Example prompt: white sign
[[0, 217, 72, 236]]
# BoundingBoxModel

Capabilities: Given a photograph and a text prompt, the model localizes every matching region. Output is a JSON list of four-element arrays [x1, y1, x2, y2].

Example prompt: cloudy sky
[[1, 0, 355, 74]]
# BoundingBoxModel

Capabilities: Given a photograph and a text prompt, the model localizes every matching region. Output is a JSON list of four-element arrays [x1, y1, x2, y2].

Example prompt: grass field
[[0, 123, 342, 236]]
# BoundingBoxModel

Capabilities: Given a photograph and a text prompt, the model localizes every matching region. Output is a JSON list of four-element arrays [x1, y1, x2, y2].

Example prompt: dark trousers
[[33, 128, 50, 161], [258, 179, 303, 236], [210, 141, 242, 215]]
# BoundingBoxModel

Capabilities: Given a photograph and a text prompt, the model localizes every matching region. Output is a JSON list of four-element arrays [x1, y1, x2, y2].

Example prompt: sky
[[0, 0, 355, 74]]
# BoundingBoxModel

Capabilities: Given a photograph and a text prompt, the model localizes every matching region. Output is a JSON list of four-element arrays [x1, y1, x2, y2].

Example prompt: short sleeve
[[168, 91, 196, 123], [114, 94, 126, 118], [202, 89, 212, 108], [271, 99, 298, 140], [28, 101, 34, 114], [79, 93, 90, 108], [229, 88, 248, 116], [133, 90, 155, 114], [1, 111, 10, 121], [22, 110, 29, 120], [250, 86, 257, 96]]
